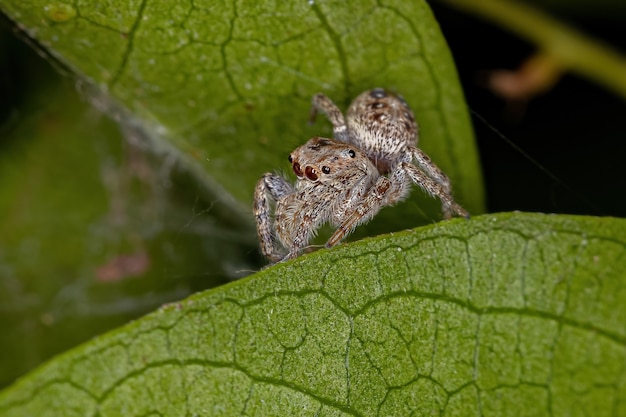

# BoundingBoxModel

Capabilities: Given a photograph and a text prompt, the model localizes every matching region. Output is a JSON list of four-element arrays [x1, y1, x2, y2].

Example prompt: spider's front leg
[[310, 93, 350, 143], [254, 173, 294, 263], [326, 177, 392, 248], [278, 196, 337, 262]]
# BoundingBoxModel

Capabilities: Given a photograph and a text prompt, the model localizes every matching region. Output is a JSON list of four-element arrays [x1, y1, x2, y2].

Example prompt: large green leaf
[[1, 0, 485, 231], [1, 213, 625, 415]]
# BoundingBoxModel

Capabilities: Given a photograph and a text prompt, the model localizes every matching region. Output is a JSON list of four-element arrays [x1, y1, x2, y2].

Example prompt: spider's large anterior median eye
[[322, 166, 330, 174], [305, 166, 319, 181], [293, 162, 303, 177], [348, 150, 356, 158], [288, 155, 293, 163]]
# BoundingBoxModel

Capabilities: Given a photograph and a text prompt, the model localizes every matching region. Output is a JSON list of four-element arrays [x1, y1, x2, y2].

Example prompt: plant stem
[[438, 0, 626, 100]]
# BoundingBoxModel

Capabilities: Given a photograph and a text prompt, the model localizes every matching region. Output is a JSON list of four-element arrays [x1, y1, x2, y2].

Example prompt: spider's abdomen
[[346, 88, 418, 174]]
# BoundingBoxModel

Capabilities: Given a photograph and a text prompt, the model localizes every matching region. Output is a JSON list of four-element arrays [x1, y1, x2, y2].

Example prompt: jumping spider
[[254, 88, 469, 263]]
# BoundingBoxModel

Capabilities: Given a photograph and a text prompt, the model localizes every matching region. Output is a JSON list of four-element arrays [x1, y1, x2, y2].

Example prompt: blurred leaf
[[1, 0, 485, 232], [1, 212, 625, 415], [0, 43, 257, 388]]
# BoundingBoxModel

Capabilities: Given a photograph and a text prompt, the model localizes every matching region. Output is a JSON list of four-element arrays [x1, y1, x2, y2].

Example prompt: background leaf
[[1, 212, 625, 416], [1, 0, 485, 223], [0, 44, 256, 388], [0, 0, 484, 387]]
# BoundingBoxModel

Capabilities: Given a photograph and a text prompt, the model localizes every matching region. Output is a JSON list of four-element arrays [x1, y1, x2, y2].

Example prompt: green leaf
[[2, 212, 625, 416], [1, 0, 485, 233], [0, 0, 485, 386]]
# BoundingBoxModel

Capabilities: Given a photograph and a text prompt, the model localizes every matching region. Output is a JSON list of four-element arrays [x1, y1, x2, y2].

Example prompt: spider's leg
[[402, 162, 469, 219], [407, 147, 462, 219], [326, 177, 392, 248], [310, 93, 350, 143], [326, 161, 416, 248], [254, 173, 294, 263], [408, 146, 452, 193], [281, 189, 341, 261]]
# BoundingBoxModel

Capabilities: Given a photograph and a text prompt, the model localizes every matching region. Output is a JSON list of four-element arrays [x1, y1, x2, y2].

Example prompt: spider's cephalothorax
[[254, 89, 468, 263]]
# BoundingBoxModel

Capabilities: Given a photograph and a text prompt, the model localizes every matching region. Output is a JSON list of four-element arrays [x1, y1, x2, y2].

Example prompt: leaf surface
[[2, 212, 625, 416]]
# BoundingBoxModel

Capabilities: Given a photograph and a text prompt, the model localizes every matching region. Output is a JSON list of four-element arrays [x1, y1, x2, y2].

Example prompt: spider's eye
[[305, 166, 319, 181], [348, 150, 356, 158], [293, 162, 303, 177], [288, 155, 293, 163], [322, 166, 331, 174]]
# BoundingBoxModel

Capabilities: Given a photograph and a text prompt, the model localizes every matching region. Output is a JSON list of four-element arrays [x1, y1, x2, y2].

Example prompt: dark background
[[430, 2, 626, 217]]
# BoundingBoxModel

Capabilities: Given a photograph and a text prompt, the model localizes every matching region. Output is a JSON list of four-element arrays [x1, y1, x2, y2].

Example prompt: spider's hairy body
[[254, 89, 468, 263]]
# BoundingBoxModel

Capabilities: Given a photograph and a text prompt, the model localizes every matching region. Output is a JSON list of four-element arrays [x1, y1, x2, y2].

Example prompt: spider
[[254, 88, 469, 263]]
